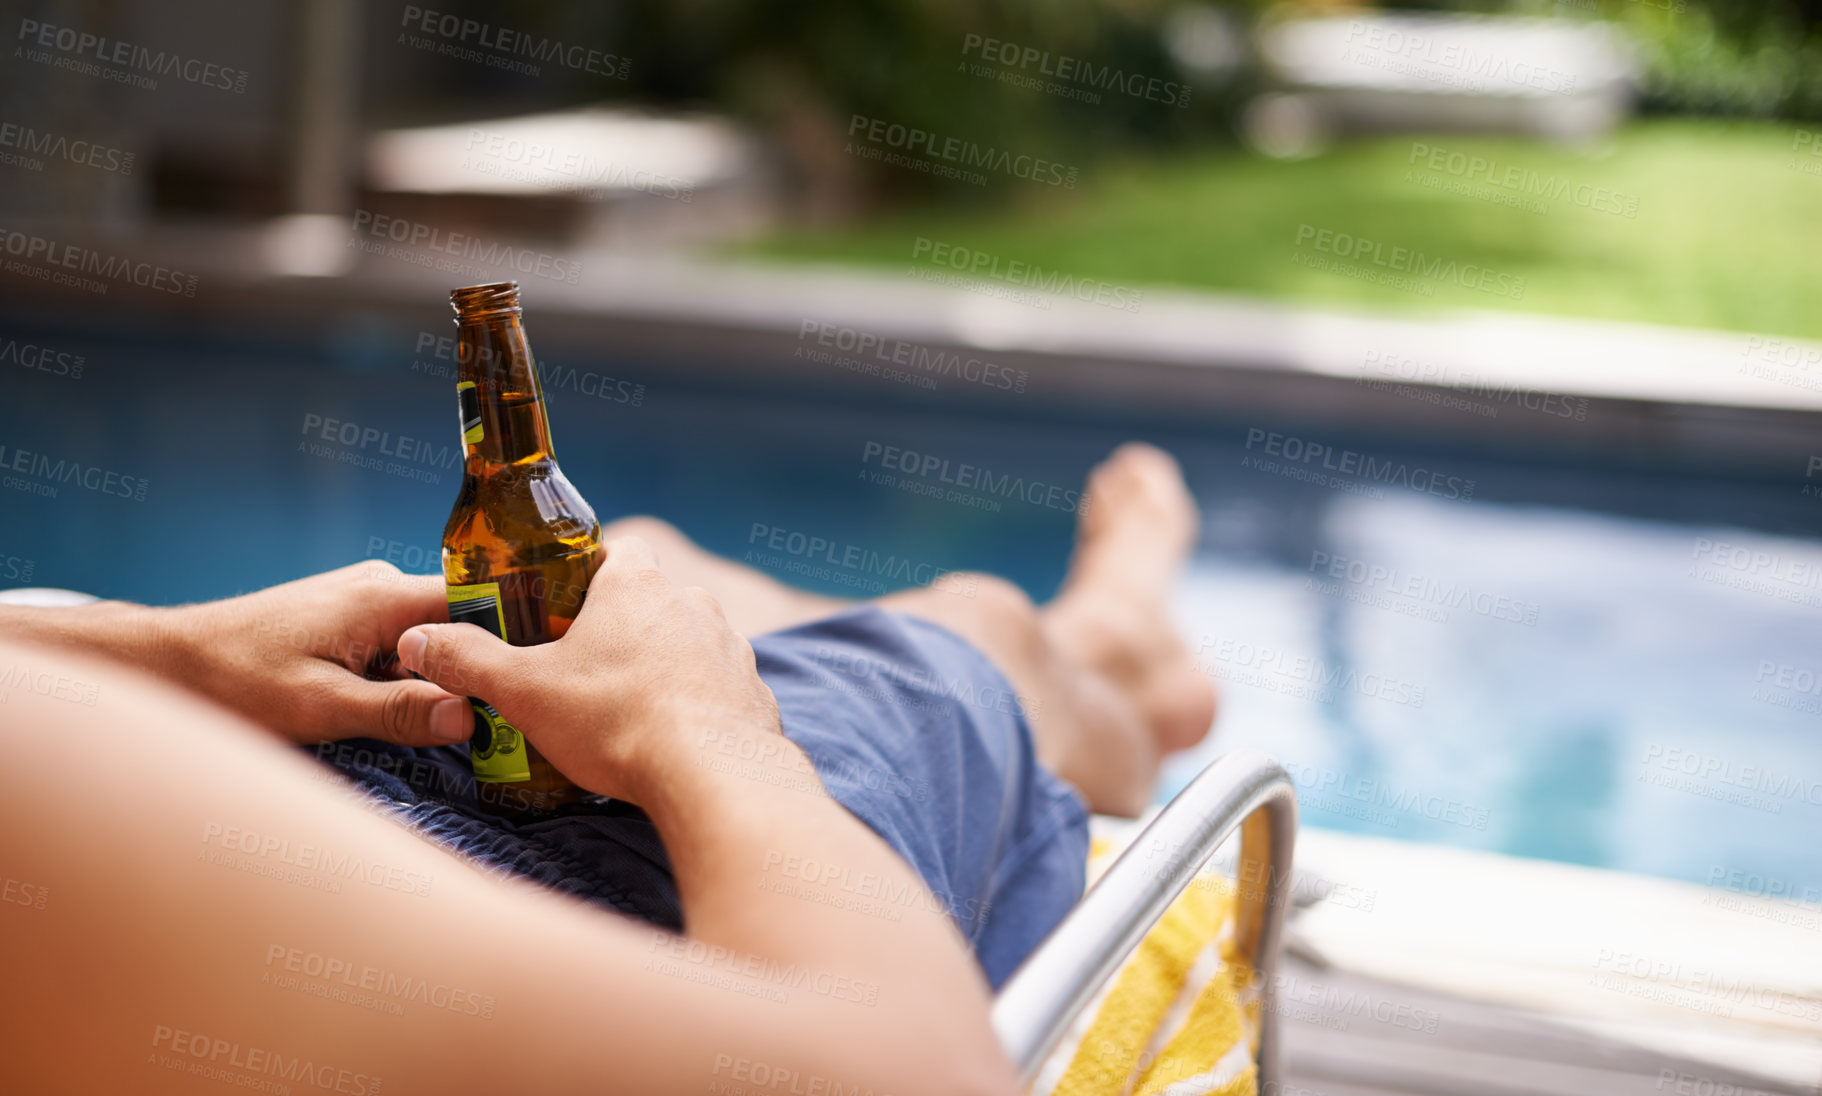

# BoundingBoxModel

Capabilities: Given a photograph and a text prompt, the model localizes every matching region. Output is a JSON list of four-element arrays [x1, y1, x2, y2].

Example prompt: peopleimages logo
[[1341, 20, 1577, 95], [0, 442, 149, 502], [16, 19, 250, 93], [0, 336, 84, 380], [1280, 762, 1485, 830], [1308, 550, 1539, 626], [643, 932, 883, 1006], [409, 331, 647, 405], [1, 873, 48, 910], [263, 943, 495, 1019], [149, 1025, 379, 1095], [860, 441, 1086, 514], [1705, 865, 1822, 907], [1268, 971, 1443, 1033], [397, 5, 630, 78], [1750, 660, 1822, 716], [463, 127, 691, 201], [959, 33, 1191, 108], [711, 1055, 892, 1096], [911, 237, 1143, 313], [846, 114, 1079, 188], [350, 210, 582, 285], [1293, 224, 1525, 299], [1407, 142, 1638, 218], [0, 226, 198, 297], [298, 412, 465, 483], [1244, 428, 1476, 501], [1361, 348, 1588, 423], [199, 821, 436, 895], [746, 521, 976, 599], [798, 320, 1030, 393], [1741, 335, 1822, 372], [1640, 743, 1822, 811], [1592, 949, 1822, 1023], [0, 552, 34, 583], [1196, 634, 1428, 710], [0, 661, 102, 707], [0, 120, 134, 175], [1689, 538, 1819, 589]]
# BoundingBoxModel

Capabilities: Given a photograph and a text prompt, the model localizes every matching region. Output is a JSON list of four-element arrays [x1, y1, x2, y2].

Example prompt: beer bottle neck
[[456, 316, 555, 466]]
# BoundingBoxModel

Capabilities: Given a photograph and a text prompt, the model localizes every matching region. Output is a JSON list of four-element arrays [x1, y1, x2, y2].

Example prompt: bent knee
[[956, 573, 1036, 621], [940, 574, 1046, 664], [600, 515, 687, 554]]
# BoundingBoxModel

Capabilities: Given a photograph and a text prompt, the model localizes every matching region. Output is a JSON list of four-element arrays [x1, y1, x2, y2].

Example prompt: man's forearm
[[634, 722, 998, 1007], [632, 721, 1011, 1087], [0, 602, 185, 675]]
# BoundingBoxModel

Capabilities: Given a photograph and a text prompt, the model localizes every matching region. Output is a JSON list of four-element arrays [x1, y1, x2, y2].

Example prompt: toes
[[1081, 443, 1198, 533], [1109, 441, 1182, 479]]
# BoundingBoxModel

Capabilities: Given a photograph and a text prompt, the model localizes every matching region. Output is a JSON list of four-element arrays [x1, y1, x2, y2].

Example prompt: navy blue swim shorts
[[313, 606, 1090, 988]]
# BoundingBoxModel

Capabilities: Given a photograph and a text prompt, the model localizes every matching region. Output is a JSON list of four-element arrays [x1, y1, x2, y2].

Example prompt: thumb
[[329, 676, 475, 748], [397, 623, 523, 704]]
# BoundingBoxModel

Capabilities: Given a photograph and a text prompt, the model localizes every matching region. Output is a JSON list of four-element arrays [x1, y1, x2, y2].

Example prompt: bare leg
[[608, 444, 1218, 816], [1042, 443, 1220, 757], [878, 574, 1164, 816], [879, 445, 1216, 815], [600, 516, 854, 636]]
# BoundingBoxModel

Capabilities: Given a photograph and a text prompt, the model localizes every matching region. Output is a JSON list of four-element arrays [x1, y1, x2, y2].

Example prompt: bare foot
[[1043, 444, 1217, 760]]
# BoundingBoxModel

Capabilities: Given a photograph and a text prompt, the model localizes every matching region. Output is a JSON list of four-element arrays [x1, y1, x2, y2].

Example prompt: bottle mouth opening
[[451, 281, 521, 320]]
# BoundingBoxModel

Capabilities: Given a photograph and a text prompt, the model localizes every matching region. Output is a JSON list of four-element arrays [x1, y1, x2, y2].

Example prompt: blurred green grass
[[745, 119, 1822, 339]]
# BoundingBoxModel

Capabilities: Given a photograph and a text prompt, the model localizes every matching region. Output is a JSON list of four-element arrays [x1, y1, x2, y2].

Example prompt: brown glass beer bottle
[[441, 281, 601, 817]]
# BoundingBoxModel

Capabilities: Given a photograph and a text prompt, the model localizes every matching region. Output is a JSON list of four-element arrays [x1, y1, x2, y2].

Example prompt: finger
[[350, 564, 450, 648], [309, 563, 449, 677], [397, 622, 525, 705], [315, 673, 474, 748]]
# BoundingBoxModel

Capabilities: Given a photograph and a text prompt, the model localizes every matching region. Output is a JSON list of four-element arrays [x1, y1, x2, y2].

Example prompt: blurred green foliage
[[1615, 0, 1822, 119], [598, 0, 1820, 206], [749, 118, 1822, 338], [1394, 0, 1822, 118], [590, 1, 1822, 128], [429, 0, 1822, 201], [604, 0, 1242, 205]]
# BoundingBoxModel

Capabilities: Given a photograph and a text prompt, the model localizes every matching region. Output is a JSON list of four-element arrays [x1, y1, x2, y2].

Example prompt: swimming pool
[[4, 306, 1817, 903]]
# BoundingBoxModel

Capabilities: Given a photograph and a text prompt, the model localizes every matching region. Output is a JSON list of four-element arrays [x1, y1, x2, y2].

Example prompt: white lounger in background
[[0, 588, 100, 607]]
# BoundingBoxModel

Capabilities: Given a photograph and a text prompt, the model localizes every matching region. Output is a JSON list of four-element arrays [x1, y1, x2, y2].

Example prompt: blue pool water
[[3, 309, 1818, 902]]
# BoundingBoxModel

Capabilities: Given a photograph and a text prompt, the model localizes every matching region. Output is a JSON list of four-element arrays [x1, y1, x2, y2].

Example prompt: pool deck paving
[[1287, 827, 1822, 1095]]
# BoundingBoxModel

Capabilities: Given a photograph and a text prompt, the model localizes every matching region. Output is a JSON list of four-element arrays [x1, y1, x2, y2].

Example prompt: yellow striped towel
[[1025, 830, 1259, 1096]]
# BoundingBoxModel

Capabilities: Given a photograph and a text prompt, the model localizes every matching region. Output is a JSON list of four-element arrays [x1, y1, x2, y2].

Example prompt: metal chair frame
[[991, 750, 1299, 1091]]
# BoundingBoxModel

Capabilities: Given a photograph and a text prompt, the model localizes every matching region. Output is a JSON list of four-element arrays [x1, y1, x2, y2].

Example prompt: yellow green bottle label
[[457, 381, 483, 444], [445, 581, 529, 783], [466, 700, 530, 783]]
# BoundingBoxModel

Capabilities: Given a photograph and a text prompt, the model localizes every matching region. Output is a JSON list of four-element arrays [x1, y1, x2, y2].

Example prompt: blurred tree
[[369, 0, 1250, 212], [368, 0, 1821, 219], [1361, 0, 1822, 119], [603, 0, 1248, 214], [1613, 0, 1822, 119]]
